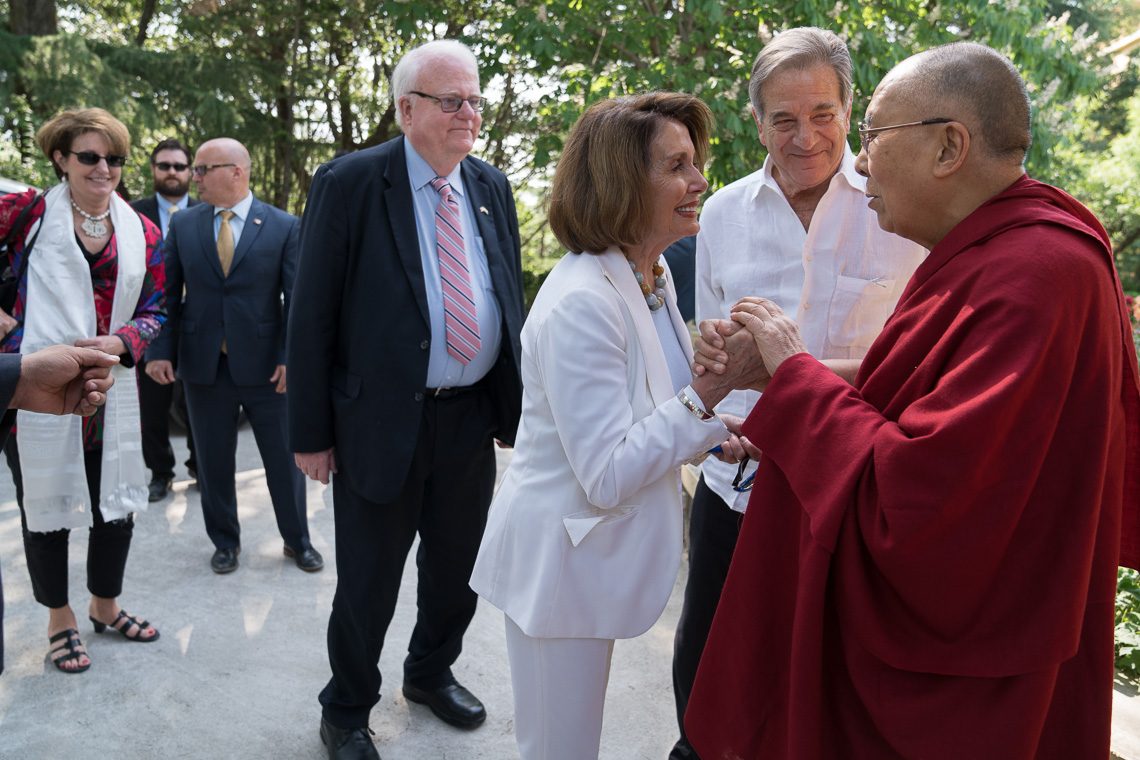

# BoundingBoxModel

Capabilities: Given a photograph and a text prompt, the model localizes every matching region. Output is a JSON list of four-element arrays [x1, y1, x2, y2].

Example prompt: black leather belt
[[425, 385, 480, 400]]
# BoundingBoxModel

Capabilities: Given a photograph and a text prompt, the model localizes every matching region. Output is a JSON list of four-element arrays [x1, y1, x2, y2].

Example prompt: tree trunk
[[135, 0, 157, 46], [9, 0, 57, 35], [274, 90, 294, 210]]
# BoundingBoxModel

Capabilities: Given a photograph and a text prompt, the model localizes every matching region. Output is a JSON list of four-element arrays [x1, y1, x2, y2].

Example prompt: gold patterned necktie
[[165, 204, 178, 237], [217, 209, 235, 276]]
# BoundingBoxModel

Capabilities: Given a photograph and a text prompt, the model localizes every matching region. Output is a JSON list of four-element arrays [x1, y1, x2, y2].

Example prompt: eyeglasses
[[857, 118, 954, 151], [67, 150, 128, 168], [732, 457, 757, 493], [408, 91, 487, 113], [192, 163, 236, 177], [154, 161, 190, 172]]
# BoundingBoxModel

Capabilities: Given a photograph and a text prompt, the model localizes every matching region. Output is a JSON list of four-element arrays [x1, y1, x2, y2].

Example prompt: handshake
[[691, 296, 807, 395]]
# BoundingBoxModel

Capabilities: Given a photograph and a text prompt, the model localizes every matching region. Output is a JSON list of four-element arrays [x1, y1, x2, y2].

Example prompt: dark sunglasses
[[153, 161, 189, 172], [67, 150, 128, 168]]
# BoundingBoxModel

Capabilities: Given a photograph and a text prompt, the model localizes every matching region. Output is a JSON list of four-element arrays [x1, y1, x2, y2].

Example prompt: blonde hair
[[35, 108, 132, 179], [548, 92, 712, 254]]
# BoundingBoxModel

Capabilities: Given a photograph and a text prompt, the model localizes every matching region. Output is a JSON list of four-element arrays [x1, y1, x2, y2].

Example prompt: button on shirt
[[405, 141, 501, 388], [696, 145, 926, 511], [156, 194, 191, 237], [212, 192, 253, 248]]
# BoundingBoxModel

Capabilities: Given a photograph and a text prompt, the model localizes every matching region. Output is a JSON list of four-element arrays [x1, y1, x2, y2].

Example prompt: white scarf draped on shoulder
[[16, 181, 148, 532]]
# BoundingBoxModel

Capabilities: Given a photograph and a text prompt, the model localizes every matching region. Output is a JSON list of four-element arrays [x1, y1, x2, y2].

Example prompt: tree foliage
[[0, 0, 1134, 270], [1048, 61, 1140, 289]]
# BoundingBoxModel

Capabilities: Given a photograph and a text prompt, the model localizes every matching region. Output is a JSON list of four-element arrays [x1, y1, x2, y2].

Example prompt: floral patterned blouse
[[0, 188, 166, 449]]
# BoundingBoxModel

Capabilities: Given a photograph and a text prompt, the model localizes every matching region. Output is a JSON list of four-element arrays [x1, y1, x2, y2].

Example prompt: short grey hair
[[748, 27, 853, 119], [907, 42, 1031, 163], [391, 40, 480, 129]]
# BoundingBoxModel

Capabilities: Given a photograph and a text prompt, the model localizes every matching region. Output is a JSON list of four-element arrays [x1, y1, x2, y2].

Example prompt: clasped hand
[[693, 297, 807, 391], [12, 345, 119, 416]]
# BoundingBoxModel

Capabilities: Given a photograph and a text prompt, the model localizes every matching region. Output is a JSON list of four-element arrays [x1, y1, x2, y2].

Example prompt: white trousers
[[504, 615, 616, 760]]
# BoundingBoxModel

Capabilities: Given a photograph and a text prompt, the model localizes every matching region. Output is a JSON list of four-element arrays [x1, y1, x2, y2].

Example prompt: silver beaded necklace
[[71, 199, 111, 238]]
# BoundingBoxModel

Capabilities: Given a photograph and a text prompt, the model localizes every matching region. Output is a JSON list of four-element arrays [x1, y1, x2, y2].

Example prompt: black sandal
[[89, 610, 161, 642], [47, 628, 91, 674]]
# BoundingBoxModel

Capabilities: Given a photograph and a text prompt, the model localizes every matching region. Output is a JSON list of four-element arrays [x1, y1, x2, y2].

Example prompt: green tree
[[0, 0, 1125, 249]]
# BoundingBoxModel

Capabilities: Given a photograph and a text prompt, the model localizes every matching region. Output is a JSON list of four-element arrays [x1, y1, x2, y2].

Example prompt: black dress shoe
[[210, 547, 240, 574], [402, 680, 486, 729], [147, 476, 173, 502], [283, 544, 324, 572], [320, 717, 380, 760]]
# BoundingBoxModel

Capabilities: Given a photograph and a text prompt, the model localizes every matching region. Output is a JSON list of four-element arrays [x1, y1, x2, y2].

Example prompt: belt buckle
[[433, 386, 449, 398]]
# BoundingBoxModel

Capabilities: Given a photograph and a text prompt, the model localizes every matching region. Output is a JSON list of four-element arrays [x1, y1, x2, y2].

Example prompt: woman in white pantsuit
[[470, 92, 759, 760]]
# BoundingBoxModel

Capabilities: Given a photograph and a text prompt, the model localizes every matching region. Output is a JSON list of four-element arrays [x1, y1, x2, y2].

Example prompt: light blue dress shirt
[[405, 141, 502, 388], [653, 306, 691, 393], [212, 192, 254, 246], [156, 193, 191, 238]]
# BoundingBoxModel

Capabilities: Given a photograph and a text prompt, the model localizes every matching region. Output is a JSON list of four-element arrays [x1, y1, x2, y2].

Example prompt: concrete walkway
[[0, 429, 681, 759], [0, 426, 1138, 758]]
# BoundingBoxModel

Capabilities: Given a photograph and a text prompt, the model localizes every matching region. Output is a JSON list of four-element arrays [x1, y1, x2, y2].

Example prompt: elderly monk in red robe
[[684, 41, 1140, 760]]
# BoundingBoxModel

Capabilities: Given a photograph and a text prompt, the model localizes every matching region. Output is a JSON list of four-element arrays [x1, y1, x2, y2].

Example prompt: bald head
[[198, 137, 251, 170], [193, 137, 252, 208], [888, 42, 1031, 165], [854, 42, 1032, 249]]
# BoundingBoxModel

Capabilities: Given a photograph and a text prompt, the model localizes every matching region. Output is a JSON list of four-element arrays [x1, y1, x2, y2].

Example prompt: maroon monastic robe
[[685, 176, 1140, 759]]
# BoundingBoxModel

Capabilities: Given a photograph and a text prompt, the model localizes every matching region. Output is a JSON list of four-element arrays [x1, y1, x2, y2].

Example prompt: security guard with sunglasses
[[133, 138, 199, 503]]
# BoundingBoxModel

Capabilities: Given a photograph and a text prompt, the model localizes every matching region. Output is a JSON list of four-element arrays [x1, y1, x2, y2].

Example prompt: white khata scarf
[[17, 181, 148, 532]]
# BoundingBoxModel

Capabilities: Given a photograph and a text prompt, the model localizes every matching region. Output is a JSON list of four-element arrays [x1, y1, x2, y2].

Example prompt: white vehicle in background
[[0, 176, 33, 194]]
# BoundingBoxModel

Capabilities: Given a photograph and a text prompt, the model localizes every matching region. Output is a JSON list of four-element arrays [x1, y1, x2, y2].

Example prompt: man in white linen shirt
[[669, 27, 926, 760]]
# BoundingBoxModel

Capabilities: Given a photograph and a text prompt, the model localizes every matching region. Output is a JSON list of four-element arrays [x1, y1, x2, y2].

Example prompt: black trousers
[[670, 476, 743, 760], [137, 359, 196, 479], [183, 356, 309, 552], [4, 439, 135, 609], [319, 386, 498, 729]]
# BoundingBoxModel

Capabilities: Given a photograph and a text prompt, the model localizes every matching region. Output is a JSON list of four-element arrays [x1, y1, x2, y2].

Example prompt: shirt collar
[[833, 145, 867, 192], [405, 140, 464, 198], [217, 191, 253, 221], [750, 143, 866, 203], [156, 194, 189, 213]]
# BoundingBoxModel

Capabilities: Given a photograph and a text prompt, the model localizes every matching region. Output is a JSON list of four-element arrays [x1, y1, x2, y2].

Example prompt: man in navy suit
[[288, 40, 524, 760], [133, 138, 199, 502], [147, 138, 322, 575]]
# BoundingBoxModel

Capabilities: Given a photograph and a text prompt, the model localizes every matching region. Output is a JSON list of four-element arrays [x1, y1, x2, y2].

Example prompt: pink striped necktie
[[430, 176, 480, 365]]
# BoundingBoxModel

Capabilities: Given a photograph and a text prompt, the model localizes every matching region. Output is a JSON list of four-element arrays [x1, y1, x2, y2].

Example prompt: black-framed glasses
[[192, 163, 236, 177], [408, 90, 487, 113], [67, 150, 128, 168], [154, 161, 190, 172], [857, 118, 954, 151], [732, 457, 757, 493]]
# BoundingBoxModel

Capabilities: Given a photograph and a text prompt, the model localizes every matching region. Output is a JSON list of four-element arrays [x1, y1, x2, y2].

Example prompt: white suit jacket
[[470, 247, 728, 639]]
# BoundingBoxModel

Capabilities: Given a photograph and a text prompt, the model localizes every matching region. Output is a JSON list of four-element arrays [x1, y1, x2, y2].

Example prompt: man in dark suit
[[288, 40, 524, 760], [133, 138, 199, 502], [147, 138, 322, 575], [663, 235, 697, 323]]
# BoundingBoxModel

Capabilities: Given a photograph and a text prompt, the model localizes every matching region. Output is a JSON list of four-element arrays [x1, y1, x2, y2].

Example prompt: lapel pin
[[479, 206, 489, 215], [253, 218, 263, 225]]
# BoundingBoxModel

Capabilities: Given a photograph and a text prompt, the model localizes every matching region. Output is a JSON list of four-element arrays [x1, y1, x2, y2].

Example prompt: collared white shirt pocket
[[827, 274, 897, 348]]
